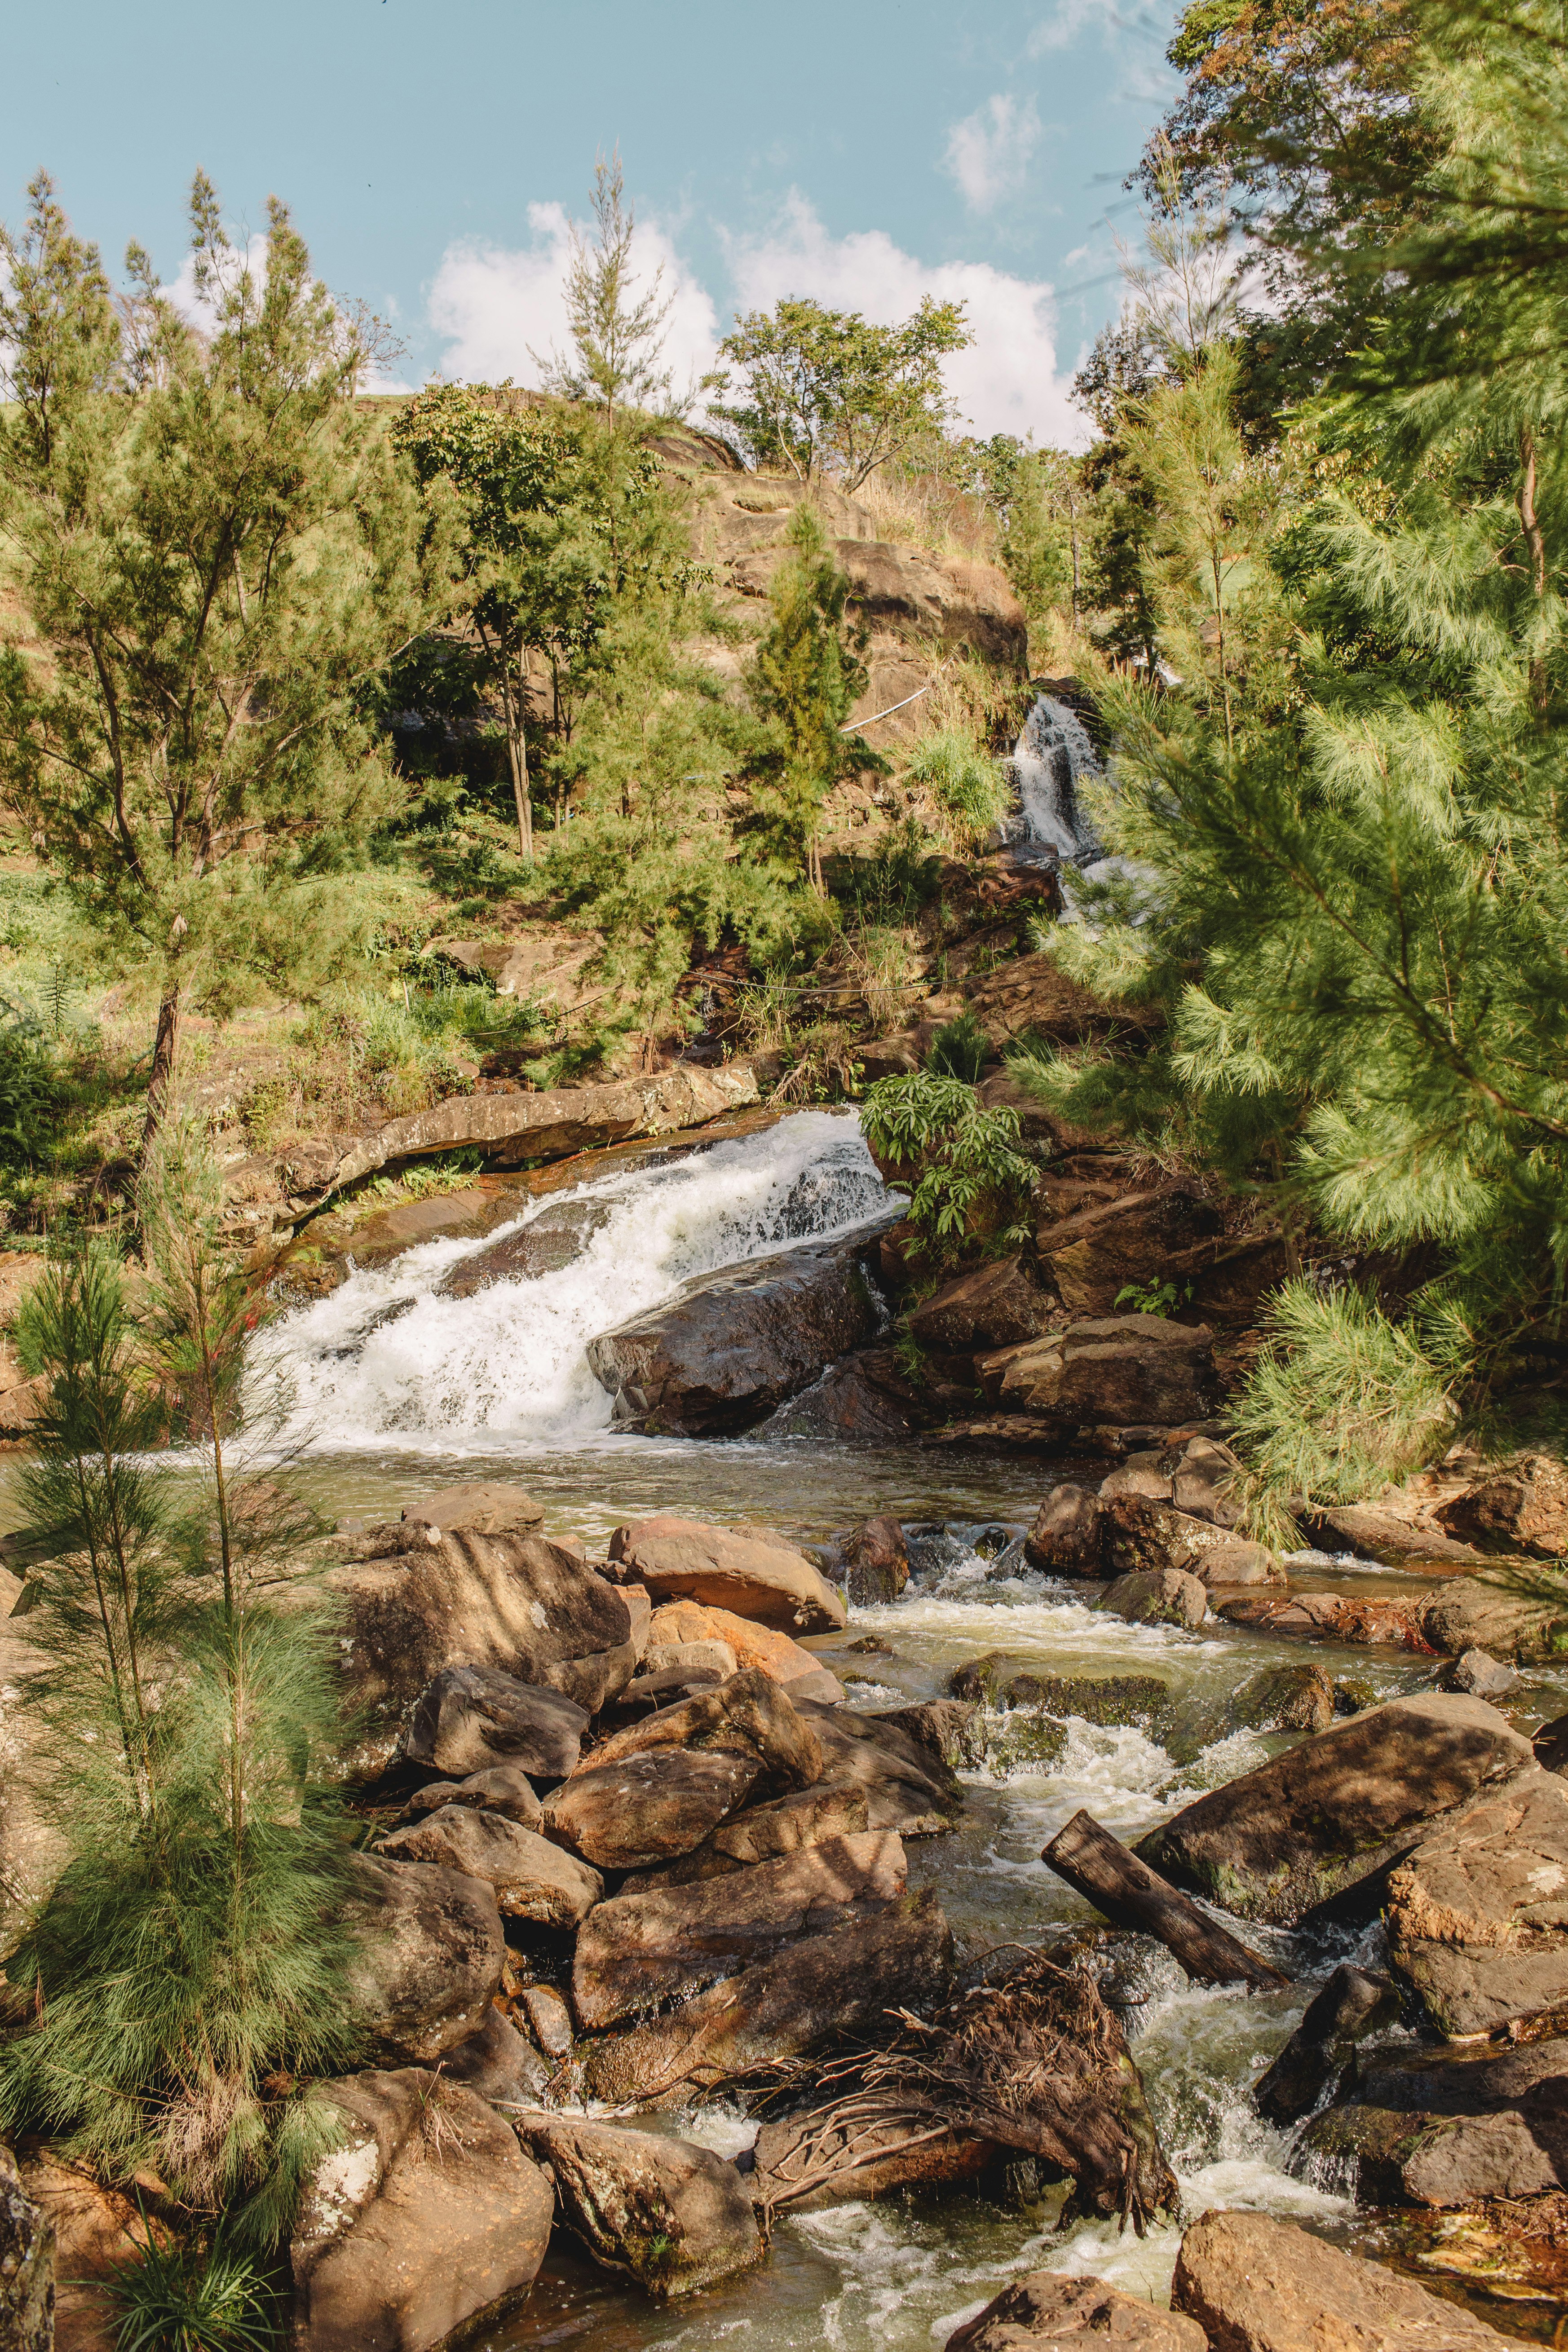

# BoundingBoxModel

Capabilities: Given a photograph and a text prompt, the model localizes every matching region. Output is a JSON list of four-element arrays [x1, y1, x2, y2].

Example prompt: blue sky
[[9, 0, 1181, 445]]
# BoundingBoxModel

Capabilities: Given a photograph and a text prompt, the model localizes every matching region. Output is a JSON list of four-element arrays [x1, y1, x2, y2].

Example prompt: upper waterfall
[[1011, 692, 1105, 864]]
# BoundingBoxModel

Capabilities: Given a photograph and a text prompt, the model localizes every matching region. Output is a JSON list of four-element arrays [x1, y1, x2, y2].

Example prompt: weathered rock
[[874, 1699, 983, 1771], [1005, 1672, 1169, 1728], [1442, 1647, 1520, 1697], [841, 1515, 910, 1605], [292, 2066, 553, 2352], [401, 1482, 543, 1536], [1023, 1485, 1104, 1572], [1298, 2034, 1568, 2205], [512, 2116, 761, 2299], [991, 1317, 1215, 1431], [1170, 2208, 1515, 2350], [519, 1983, 573, 2062], [964, 952, 1163, 1053], [1537, 1709, 1568, 1773], [1437, 1454, 1568, 1558], [946, 2271, 1206, 2352], [20, 2151, 138, 2352], [1303, 1501, 1486, 1568], [344, 1855, 506, 2062], [1138, 1694, 1537, 1927], [905, 1258, 1053, 1355], [644, 1597, 830, 1688], [397, 1761, 543, 1828], [712, 1779, 871, 1862], [1164, 1434, 1244, 1527], [1386, 1765, 1568, 2034], [438, 1195, 615, 1297], [0, 2147, 53, 2352], [438, 2004, 551, 2105], [637, 1638, 738, 1682], [1254, 1964, 1402, 2126], [587, 1667, 824, 1787], [587, 1231, 884, 1435], [1418, 1575, 1568, 1663], [1215, 1589, 1428, 1648], [1096, 1567, 1208, 1632], [572, 1831, 908, 2025], [1101, 1493, 1283, 1589], [798, 1698, 963, 1835], [401, 1667, 587, 1782], [542, 1750, 760, 1871], [950, 1651, 1009, 1703], [377, 1809, 604, 1928], [609, 1517, 846, 1633], [1162, 1662, 1338, 1768], [584, 1889, 954, 2104]]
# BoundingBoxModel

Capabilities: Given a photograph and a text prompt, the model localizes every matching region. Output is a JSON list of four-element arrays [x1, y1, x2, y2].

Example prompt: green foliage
[[905, 728, 1009, 852], [108, 2224, 276, 2352], [529, 150, 675, 423], [1115, 1277, 1193, 1317], [926, 1009, 990, 1084], [712, 298, 972, 491], [861, 1072, 1035, 1263], [0, 1011, 57, 1167]]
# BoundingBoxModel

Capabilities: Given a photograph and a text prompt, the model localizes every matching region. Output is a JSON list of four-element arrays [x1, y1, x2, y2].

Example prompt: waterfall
[[252, 1110, 891, 1452], [1011, 692, 1105, 864]]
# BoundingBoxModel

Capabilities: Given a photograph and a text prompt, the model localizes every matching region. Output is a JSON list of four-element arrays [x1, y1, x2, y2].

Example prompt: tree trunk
[[501, 657, 533, 860], [1042, 1809, 1290, 1991], [139, 979, 182, 1164]]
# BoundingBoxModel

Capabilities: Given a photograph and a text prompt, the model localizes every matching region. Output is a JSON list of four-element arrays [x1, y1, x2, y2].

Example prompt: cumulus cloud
[[427, 202, 720, 397], [722, 195, 1087, 448], [943, 93, 1043, 214]]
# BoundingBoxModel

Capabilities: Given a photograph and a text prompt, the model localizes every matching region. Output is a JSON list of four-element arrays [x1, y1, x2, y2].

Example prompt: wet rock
[[344, 1855, 506, 2063], [1004, 1672, 1169, 1728], [1387, 1765, 1568, 2034], [0, 2147, 53, 2352], [586, 1230, 885, 1436], [1170, 2208, 1515, 2350], [874, 1699, 982, 1771], [572, 1831, 907, 2025], [1035, 1186, 1214, 1322], [1418, 1575, 1568, 1663], [1442, 1647, 1520, 1697], [945, 2270, 1207, 2352], [396, 1762, 543, 1829], [760, 1344, 931, 1441], [1096, 1567, 1208, 1632], [841, 1515, 910, 1605], [1299, 2034, 1568, 2206], [989, 1316, 1215, 1432], [1334, 1676, 1380, 1713], [377, 1809, 604, 1928], [950, 1652, 1009, 1703], [1215, 1590, 1428, 1647], [1162, 1662, 1336, 1767], [542, 1750, 761, 1871], [1101, 1492, 1283, 1589], [985, 1713, 1070, 1773], [439, 1197, 613, 1297], [1023, 1485, 1104, 1573], [1437, 1454, 1568, 1558], [609, 1516, 846, 1634], [1137, 1694, 1537, 1927], [1254, 1964, 1401, 2125], [645, 1598, 829, 1688], [904, 1257, 1053, 1354], [512, 2116, 761, 2299], [798, 1699, 963, 1835], [438, 2005, 551, 2105], [584, 1889, 954, 2104], [292, 2066, 553, 2352], [401, 1667, 587, 1782], [401, 1482, 543, 1536], [519, 1983, 573, 2062], [587, 1667, 824, 1788]]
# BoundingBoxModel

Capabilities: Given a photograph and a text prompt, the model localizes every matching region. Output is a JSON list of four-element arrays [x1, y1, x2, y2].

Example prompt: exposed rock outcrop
[[1171, 2209, 1514, 2349], [1298, 2034, 1568, 2205], [512, 2115, 762, 2299], [984, 1316, 1215, 1434], [1386, 1765, 1568, 2034], [609, 1518, 846, 1634], [0, 2147, 53, 2352], [542, 1751, 761, 1871]]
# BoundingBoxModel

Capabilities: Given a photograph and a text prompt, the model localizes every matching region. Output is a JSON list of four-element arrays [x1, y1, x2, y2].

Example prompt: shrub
[[107, 2225, 276, 2352], [926, 1009, 990, 1084], [905, 728, 1009, 852], [861, 1071, 1035, 1262]]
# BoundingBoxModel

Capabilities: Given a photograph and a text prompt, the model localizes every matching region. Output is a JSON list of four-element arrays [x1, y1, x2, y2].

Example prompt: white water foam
[[253, 1109, 890, 1452]]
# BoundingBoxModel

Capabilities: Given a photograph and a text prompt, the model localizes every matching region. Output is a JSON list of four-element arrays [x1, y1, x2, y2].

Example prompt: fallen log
[[1042, 1809, 1290, 1991]]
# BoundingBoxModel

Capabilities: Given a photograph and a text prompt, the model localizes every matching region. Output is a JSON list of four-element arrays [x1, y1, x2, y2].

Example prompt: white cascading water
[[1011, 692, 1105, 864], [252, 1109, 891, 1452]]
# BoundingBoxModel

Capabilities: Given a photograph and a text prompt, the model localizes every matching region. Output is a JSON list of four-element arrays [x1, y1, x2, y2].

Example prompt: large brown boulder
[[1024, 1484, 1104, 1572], [1386, 1766, 1568, 2034], [584, 1888, 954, 2104], [609, 1517, 846, 1633], [395, 1761, 542, 1828], [987, 1317, 1215, 1432], [587, 1667, 824, 1787], [905, 1258, 1054, 1355], [644, 1597, 831, 1686], [512, 2116, 761, 2299], [1417, 1575, 1568, 1662], [798, 1700, 963, 1836], [1170, 2208, 1515, 2350], [1101, 1494, 1283, 1589], [1298, 2033, 1568, 2206], [375, 1809, 604, 1928], [585, 1231, 885, 1435], [401, 1667, 587, 1781], [342, 1855, 506, 2062], [1137, 1694, 1537, 1926], [1096, 1567, 1209, 1631], [541, 1750, 760, 1871], [292, 2067, 553, 2352], [946, 2271, 1206, 2352], [1436, 1453, 1568, 1557], [840, 1515, 910, 1605], [571, 1831, 907, 2025]]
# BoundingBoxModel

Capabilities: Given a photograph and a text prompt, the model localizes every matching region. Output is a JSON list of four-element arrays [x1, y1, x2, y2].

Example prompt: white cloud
[[1028, 0, 1122, 51], [943, 93, 1043, 214], [427, 201, 720, 398], [722, 195, 1088, 449]]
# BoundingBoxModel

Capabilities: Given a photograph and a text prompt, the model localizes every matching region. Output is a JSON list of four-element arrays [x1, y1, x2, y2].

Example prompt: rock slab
[[1170, 2207, 1516, 2349], [946, 2269, 1206, 2352], [609, 1517, 846, 1633], [344, 1855, 505, 2063]]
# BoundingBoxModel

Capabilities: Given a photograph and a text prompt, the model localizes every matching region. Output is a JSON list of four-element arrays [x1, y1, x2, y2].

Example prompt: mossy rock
[[984, 1711, 1070, 1774], [949, 1651, 1009, 1704], [1163, 1662, 1334, 1766], [1004, 1672, 1168, 1729]]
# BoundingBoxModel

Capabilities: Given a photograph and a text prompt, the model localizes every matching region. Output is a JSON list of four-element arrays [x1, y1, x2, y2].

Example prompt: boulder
[[1436, 1453, 1568, 1558], [1418, 1575, 1568, 1663], [396, 1761, 542, 1828], [797, 1699, 963, 1835], [519, 1983, 574, 2062], [1441, 1647, 1520, 1697], [0, 2148, 53, 2352], [645, 1598, 830, 1688], [1162, 1662, 1338, 1767], [1215, 1589, 1429, 1648], [904, 1258, 1054, 1355], [1164, 1434, 1244, 1527], [1537, 1710, 1568, 1774], [438, 1195, 615, 1297], [712, 1779, 871, 1863], [945, 2271, 1206, 2352], [963, 952, 1163, 1053], [584, 1889, 954, 2104], [638, 1638, 738, 1681], [292, 2067, 553, 2352], [1101, 1494, 1284, 1589], [1170, 2209, 1515, 2351], [609, 1517, 846, 1634], [343, 1855, 506, 2063], [1096, 1568, 1208, 1632], [1386, 1765, 1568, 2034], [840, 1515, 910, 1605], [512, 2116, 761, 2299], [990, 1317, 1215, 1432], [1254, 1964, 1402, 2126], [1004, 1673, 1169, 1728], [1298, 2034, 1568, 2205], [401, 1483, 543, 1536], [1023, 1485, 1104, 1572], [586, 1231, 884, 1435], [1304, 1502, 1487, 1569], [1137, 1694, 1537, 1927], [542, 1750, 760, 1871], [437, 2005, 550, 2106], [873, 1699, 983, 1772], [586, 1668, 824, 1787], [376, 1809, 604, 1928], [572, 1831, 907, 2025], [401, 1668, 587, 1782], [760, 1343, 930, 1441]]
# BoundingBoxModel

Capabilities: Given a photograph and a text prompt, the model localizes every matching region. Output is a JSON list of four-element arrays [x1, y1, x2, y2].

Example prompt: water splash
[[1011, 693, 1105, 863]]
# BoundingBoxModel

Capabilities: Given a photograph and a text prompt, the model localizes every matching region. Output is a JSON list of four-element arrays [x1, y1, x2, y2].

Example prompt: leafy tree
[[745, 509, 876, 894], [0, 174, 439, 1151], [712, 298, 972, 492], [531, 149, 674, 424]]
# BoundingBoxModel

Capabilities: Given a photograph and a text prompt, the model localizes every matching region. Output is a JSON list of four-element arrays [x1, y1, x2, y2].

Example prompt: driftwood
[[1043, 1810, 1290, 1992]]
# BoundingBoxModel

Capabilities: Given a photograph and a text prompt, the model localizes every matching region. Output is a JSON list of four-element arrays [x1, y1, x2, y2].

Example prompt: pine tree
[[531, 150, 674, 424], [745, 508, 876, 895]]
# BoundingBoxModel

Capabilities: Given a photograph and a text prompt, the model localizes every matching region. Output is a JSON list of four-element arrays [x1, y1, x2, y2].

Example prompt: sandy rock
[[436, 2005, 550, 2106], [1215, 1589, 1428, 1647], [841, 1515, 910, 1605], [945, 2270, 1206, 2352], [904, 1258, 1053, 1355], [993, 1317, 1215, 1432], [609, 1517, 846, 1633], [0, 2150, 57, 2352], [1418, 1575, 1568, 1663], [1442, 1647, 1520, 1697], [542, 1750, 761, 1870], [798, 1699, 963, 1835], [512, 2115, 761, 2298], [401, 1667, 587, 1782], [1096, 1567, 1209, 1632], [584, 1888, 954, 2104], [1101, 1492, 1282, 1588], [1386, 1765, 1568, 2034], [1300, 2034, 1568, 2205], [572, 1831, 907, 2026], [639, 1637, 738, 1681], [1138, 1694, 1536, 1927], [343, 1855, 506, 2062], [292, 2066, 553, 2352], [396, 1761, 542, 1828], [1171, 2208, 1514, 2350], [402, 1483, 543, 1536], [1305, 1502, 1487, 1569], [714, 1779, 871, 1862], [587, 1667, 824, 1786], [1024, 1485, 1104, 1572], [873, 1699, 983, 1772], [645, 1598, 830, 1687], [377, 1808, 604, 1928], [1254, 1964, 1401, 2126], [1437, 1454, 1568, 1558], [1164, 1434, 1244, 1527]]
